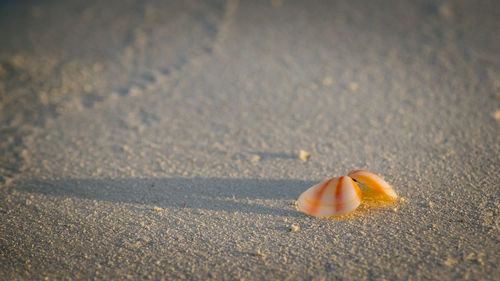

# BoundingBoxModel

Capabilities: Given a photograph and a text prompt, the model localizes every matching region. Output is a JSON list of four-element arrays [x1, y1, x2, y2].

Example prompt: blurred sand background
[[0, 0, 499, 280]]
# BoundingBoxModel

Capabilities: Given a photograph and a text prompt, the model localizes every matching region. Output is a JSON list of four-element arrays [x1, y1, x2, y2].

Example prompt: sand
[[1, 0, 499, 280]]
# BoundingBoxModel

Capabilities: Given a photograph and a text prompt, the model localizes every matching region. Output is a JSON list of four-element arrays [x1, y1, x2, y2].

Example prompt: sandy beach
[[1, 0, 499, 280]]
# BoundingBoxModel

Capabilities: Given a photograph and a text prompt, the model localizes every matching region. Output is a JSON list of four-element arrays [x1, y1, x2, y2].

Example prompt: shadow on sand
[[18, 177, 318, 217]]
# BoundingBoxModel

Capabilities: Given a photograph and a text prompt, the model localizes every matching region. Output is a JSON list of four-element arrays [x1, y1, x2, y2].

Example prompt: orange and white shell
[[297, 176, 362, 217], [347, 170, 397, 199]]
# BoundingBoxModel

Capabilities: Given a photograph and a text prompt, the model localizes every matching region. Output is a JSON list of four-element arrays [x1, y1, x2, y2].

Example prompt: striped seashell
[[347, 170, 397, 199], [297, 176, 362, 217]]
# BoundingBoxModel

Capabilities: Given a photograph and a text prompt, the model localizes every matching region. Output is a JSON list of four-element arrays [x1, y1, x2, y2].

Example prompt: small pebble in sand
[[289, 225, 300, 232], [444, 257, 458, 266], [252, 250, 266, 258], [322, 76, 333, 86], [299, 150, 310, 161], [493, 109, 500, 120], [349, 82, 359, 91], [392, 208, 398, 213], [128, 86, 142, 97], [476, 253, 485, 265], [428, 202, 434, 208], [465, 253, 475, 261], [399, 197, 406, 203], [38, 91, 49, 105], [271, 0, 285, 8], [270, 0, 284, 7], [438, 2, 454, 21], [251, 154, 261, 163], [153, 206, 162, 213]]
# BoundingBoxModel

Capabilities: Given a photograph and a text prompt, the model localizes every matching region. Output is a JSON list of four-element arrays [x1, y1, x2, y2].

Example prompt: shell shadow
[[17, 177, 317, 217]]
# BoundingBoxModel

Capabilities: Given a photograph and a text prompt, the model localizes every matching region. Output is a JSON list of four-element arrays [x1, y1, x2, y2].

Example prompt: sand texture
[[1, 0, 499, 280]]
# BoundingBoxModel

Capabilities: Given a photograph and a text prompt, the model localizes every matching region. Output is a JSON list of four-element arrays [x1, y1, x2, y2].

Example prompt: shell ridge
[[308, 178, 334, 213]]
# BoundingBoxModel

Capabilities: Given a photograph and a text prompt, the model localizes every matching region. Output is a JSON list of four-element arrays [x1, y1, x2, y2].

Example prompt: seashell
[[347, 170, 397, 199], [297, 176, 362, 217]]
